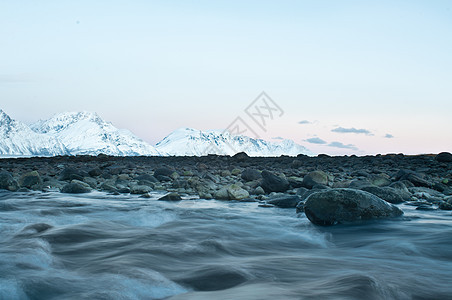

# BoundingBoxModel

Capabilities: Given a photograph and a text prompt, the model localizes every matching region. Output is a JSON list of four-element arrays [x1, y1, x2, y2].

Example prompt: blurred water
[[1, 190, 451, 299]]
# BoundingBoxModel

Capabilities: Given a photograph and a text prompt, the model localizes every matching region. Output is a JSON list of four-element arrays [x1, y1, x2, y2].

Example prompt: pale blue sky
[[1, 0, 451, 154]]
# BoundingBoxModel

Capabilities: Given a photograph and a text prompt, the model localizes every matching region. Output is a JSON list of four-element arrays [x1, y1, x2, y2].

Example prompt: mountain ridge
[[0, 110, 312, 157]]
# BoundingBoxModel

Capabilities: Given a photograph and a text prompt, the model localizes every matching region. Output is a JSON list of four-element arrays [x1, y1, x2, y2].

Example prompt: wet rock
[[19, 171, 42, 189], [100, 182, 117, 192], [267, 195, 301, 208], [59, 167, 87, 181], [439, 201, 452, 210], [130, 185, 152, 194], [261, 170, 289, 193], [227, 184, 249, 200], [304, 188, 403, 226], [159, 192, 182, 201], [302, 171, 328, 189], [416, 205, 436, 211], [61, 180, 92, 194], [369, 174, 391, 187], [241, 168, 262, 182], [349, 179, 372, 189], [435, 152, 452, 163], [360, 186, 405, 204], [0, 171, 19, 191], [231, 168, 241, 176], [395, 170, 431, 188], [88, 168, 102, 177], [154, 167, 174, 181], [288, 176, 304, 188], [214, 187, 230, 200], [253, 186, 265, 195]]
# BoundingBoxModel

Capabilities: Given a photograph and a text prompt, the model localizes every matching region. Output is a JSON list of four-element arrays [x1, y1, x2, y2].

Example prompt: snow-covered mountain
[[31, 111, 161, 156], [1, 110, 312, 157], [0, 110, 69, 157], [155, 127, 312, 157]]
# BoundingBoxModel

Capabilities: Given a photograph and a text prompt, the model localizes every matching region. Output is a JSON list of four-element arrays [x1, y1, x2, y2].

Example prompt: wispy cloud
[[384, 133, 394, 138], [272, 136, 284, 140], [298, 120, 311, 125], [328, 141, 358, 150], [331, 127, 373, 136], [305, 137, 327, 144]]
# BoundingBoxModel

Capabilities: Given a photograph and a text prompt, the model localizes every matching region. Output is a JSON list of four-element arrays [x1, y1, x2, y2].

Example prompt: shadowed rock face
[[304, 188, 403, 226]]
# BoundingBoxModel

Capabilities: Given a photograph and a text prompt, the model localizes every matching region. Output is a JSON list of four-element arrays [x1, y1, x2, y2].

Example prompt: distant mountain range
[[0, 109, 312, 157], [156, 127, 312, 156]]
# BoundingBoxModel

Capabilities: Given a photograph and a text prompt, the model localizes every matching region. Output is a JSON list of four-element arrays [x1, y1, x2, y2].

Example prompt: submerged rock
[[304, 188, 403, 226], [267, 195, 301, 208]]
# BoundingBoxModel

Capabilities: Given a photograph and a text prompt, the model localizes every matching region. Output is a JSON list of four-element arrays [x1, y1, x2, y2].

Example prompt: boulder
[[267, 195, 301, 208], [0, 171, 19, 191], [227, 184, 249, 200], [154, 167, 174, 181], [61, 181, 91, 194], [435, 152, 452, 163], [302, 171, 328, 188], [59, 167, 87, 181], [241, 168, 262, 182], [159, 192, 182, 201], [304, 188, 403, 226], [261, 171, 289, 193], [130, 185, 152, 194], [232, 152, 249, 161], [360, 186, 405, 204], [19, 171, 42, 189]]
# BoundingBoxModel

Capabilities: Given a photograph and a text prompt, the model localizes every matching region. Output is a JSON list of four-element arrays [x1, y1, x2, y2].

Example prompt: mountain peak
[[156, 127, 312, 157], [0, 109, 12, 123]]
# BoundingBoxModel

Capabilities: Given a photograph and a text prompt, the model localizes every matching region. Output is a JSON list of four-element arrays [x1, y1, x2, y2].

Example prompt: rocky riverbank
[[1, 152, 451, 225]]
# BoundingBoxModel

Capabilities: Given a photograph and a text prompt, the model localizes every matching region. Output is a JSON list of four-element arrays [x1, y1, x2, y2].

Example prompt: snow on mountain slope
[[0, 110, 69, 157], [155, 127, 312, 157], [31, 111, 160, 156]]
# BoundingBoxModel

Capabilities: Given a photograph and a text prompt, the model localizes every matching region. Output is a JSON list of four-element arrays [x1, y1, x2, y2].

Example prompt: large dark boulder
[[304, 188, 403, 226], [260, 171, 290, 193], [241, 168, 262, 182], [360, 186, 405, 204], [0, 171, 19, 191], [435, 152, 452, 163], [302, 171, 328, 189]]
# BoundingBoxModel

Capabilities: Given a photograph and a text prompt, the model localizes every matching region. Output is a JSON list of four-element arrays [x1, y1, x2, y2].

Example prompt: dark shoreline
[[1, 152, 451, 224]]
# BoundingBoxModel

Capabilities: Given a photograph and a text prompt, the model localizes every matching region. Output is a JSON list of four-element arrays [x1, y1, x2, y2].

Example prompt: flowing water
[[1, 190, 452, 300]]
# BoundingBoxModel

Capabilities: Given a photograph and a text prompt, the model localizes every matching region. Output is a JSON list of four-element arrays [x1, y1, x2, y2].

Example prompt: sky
[[1, 0, 451, 155]]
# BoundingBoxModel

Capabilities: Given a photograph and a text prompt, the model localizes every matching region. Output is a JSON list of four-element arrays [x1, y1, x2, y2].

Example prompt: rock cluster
[[1, 152, 451, 225]]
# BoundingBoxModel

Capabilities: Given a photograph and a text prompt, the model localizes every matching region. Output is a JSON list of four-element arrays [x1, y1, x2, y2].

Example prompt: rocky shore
[[1, 152, 451, 225]]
